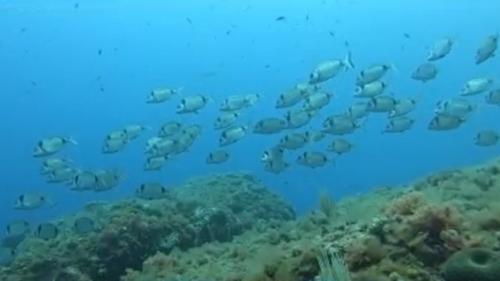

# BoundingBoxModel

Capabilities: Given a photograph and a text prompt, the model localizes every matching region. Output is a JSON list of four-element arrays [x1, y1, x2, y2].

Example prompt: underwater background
[[1, 0, 500, 244], [0, 0, 500, 225], [2, 1, 500, 281]]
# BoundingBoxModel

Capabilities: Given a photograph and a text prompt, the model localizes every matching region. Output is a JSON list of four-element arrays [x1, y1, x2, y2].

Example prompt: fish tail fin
[[45, 197, 57, 208], [344, 52, 355, 69], [390, 63, 399, 72], [414, 92, 425, 103], [66, 137, 78, 145], [354, 86, 362, 95]]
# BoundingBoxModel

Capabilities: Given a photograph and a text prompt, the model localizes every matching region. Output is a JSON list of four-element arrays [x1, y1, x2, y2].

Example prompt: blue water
[[0, 0, 499, 229]]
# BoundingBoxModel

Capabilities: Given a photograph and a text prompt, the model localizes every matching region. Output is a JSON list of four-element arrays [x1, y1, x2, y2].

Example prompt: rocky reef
[[0, 173, 294, 281], [2, 158, 500, 281]]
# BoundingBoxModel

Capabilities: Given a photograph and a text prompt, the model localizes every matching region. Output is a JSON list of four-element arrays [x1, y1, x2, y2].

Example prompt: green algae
[[2, 159, 500, 281]]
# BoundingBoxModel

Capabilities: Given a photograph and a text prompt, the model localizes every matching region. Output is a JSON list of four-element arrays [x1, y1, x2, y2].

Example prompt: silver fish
[[356, 64, 391, 86], [220, 126, 249, 146], [124, 125, 149, 140], [145, 137, 164, 153], [74, 217, 95, 234], [102, 138, 128, 154], [182, 124, 203, 138], [220, 94, 260, 111], [435, 98, 475, 118], [36, 223, 58, 240], [253, 118, 287, 134], [411, 63, 438, 82], [33, 137, 77, 157], [261, 146, 285, 163], [264, 157, 289, 174], [486, 89, 500, 105], [136, 183, 168, 200], [389, 98, 417, 117], [94, 169, 122, 192], [46, 167, 79, 183], [355, 81, 386, 97], [303, 91, 333, 111], [4, 220, 30, 248], [214, 112, 240, 130], [383, 116, 415, 133], [276, 87, 306, 108], [171, 132, 197, 154], [71, 170, 99, 191], [295, 83, 320, 98], [428, 114, 465, 131], [279, 133, 308, 150], [327, 139, 353, 155], [308, 53, 354, 84], [41, 157, 72, 175], [346, 102, 369, 119], [323, 114, 359, 135], [461, 78, 494, 96], [5, 220, 30, 237], [305, 130, 326, 142], [367, 96, 397, 112], [176, 95, 210, 114], [106, 130, 128, 141], [206, 150, 230, 164], [147, 88, 180, 104], [144, 156, 168, 171], [297, 151, 329, 168], [148, 138, 178, 157], [474, 130, 499, 147], [285, 109, 316, 129], [427, 38, 454, 61], [476, 34, 498, 65], [262, 146, 288, 174], [158, 121, 182, 137]]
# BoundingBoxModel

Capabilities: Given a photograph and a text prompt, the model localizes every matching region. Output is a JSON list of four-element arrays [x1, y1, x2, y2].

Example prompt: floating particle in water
[[275, 16, 286, 21], [74, 2, 79, 9], [186, 17, 192, 24], [31, 81, 37, 87], [328, 31, 335, 38], [20, 27, 27, 33], [98, 49, 102, 56], [264, 64, 271, 69], [403, 33, 411, 39]]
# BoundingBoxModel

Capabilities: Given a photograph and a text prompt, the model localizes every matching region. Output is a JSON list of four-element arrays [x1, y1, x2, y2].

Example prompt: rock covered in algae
[[0, 173, 295, 281], [121, 158, 500, 281], [443, 248, 500, 281], [4, 159, 500, 281]]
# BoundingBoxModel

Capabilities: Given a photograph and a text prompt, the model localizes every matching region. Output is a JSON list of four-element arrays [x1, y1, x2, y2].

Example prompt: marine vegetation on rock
[[2, 159, 500, 281], [0, 173, 294, 281]]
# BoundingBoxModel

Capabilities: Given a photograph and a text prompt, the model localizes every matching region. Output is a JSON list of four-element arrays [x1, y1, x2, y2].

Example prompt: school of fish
[[1, 33, 499, 264]]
